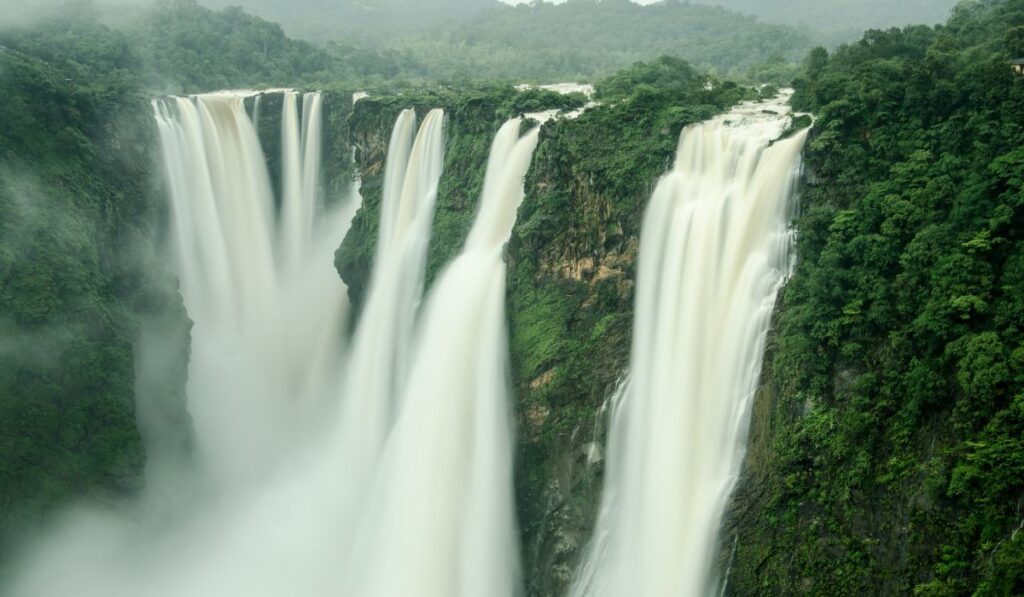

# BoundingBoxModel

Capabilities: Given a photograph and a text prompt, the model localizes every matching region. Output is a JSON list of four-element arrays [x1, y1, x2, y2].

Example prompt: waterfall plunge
[[152, 90, 349, 484], [6, 98, 539, 597], [336, 109, 445, 492], [349, 119, 539, 597], [572, 94, 809, 597]]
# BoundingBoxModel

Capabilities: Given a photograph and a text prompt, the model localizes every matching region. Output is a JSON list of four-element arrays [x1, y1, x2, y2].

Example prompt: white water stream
[[153, 90, 347, 484], [572, 94, 809, 597], [349, 119, 539, 597]]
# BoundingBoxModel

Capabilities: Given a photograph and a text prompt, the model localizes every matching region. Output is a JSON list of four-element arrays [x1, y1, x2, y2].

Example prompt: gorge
[[2, 1, 1023, 595], [6, 80, 806, 596]]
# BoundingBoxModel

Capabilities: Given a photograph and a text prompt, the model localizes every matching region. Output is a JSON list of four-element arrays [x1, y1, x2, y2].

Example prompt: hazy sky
[[0, 0, 960, 42], [500, 0, 661, 3], [499, 0, 958, 32]]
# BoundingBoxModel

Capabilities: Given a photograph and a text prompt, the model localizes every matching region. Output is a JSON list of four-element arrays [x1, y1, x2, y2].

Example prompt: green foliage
[[728, 1, 1024, 594], [200, 0, 497, 45], [178, 0, 815, 83], [187, 0, 964, 52], [503, 89, 586, 116], [0, 28, 189, 571], [594, 55, 706, 100], [3, 0, 810, 93], [0, 1, 332, 94], [130, 1, 336, 93]]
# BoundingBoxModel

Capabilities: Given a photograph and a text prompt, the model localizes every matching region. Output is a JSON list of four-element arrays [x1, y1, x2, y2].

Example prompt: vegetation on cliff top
[[391, 0, 811, 83], [0, 1, 334, 94]]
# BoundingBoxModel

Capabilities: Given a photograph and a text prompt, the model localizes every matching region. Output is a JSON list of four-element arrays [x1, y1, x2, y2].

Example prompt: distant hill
[[2, 0, 816, 83], [396, 0, 813, 80], [190, 0, 812, 81], [6, 0, 965, 47], [198, 0, 502, 44], [698, 0, 960, 39]]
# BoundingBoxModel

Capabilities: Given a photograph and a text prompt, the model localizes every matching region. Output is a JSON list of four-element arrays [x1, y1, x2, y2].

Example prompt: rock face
[[503, 92, 724, 596]]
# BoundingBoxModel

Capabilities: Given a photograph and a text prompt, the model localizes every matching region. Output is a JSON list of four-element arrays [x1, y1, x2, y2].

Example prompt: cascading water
[[334, 109, 446, 514], [152, 90, 349, 484], [8, 82, 807, 597], [5, 89, 365, 597], [349, 119, 539, 597], [571, 94, 809, 597], [272, 91, 326, 272], [6, 98, 540, 597]]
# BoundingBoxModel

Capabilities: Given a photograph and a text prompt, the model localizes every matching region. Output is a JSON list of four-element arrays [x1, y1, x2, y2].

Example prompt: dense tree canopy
[[0, 34, 189, 572], [0, 1, 341, 94], [6, 0, 813, 90], [393, 0, 811, 82], [728, 1, 1024, 594], [704, 0, 959, 42]]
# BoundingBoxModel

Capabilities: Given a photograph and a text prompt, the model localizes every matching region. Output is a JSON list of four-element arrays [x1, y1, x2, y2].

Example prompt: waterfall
[[571, 94, 810, 597], [281, 91, 324, 271], [8, 83, 809, 597], [334, 109, 446, 506], [7, 91, 542, 597], [152, 90, 349, 484], [350, 117, 540, 597]]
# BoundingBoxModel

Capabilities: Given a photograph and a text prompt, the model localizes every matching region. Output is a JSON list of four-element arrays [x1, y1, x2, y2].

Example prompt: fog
[[0, 0, 959, 44], [200, 0, 964, 43], [199, 0, 963, 39], [0, 0, 145, 26]]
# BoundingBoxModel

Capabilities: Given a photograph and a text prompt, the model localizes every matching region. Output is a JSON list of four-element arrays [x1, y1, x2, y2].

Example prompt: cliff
[[724, 3, 1024, 593], [334, 63, 749, 596]]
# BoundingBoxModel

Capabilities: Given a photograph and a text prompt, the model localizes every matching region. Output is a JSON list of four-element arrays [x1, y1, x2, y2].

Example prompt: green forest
[[729, 1, 1024, 593], [1, 0, 1023, 595], [704, 0, 960, 40], [376, 0, 811, 81], [5, 0, 813, 85]]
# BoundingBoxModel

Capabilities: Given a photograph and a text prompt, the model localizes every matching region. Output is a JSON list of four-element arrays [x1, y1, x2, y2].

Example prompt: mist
[[0, 0, 147, 27], [3, 0, 1020, 595], [3, 92, 364, 596]]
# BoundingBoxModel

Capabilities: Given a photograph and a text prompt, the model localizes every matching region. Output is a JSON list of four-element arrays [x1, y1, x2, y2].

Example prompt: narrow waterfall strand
[[281, 91, 304, 269], [331, 109, 447, 542]]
